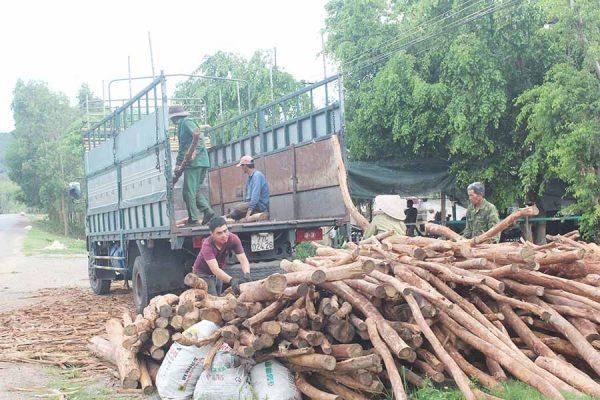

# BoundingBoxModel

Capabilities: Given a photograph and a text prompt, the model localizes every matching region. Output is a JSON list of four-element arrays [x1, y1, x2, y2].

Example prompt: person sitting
[[228, 155, 270, 221], [363, 195, 407, 239]]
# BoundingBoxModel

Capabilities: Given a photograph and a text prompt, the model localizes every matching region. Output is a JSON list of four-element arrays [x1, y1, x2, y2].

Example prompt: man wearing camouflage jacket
[[462, 182, 500, 243]]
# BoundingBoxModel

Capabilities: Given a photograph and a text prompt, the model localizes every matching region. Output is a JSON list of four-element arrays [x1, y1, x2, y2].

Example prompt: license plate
[[251, 232, 274, 252]]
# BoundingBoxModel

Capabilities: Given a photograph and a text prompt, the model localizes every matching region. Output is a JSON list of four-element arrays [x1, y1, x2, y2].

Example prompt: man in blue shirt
[[229, 155, 270, 221]]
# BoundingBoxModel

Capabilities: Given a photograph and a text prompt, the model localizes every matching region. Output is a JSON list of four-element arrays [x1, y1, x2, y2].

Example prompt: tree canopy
[[324, 0, 600, 240]]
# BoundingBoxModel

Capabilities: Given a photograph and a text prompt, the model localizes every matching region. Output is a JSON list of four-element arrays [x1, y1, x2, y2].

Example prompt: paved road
[[0, 214, 88, 312]]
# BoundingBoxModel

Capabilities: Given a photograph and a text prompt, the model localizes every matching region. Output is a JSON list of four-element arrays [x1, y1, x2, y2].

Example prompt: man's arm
[[488, 206, 501, 243], [205, 258, 232, 283], [235, 252, 251, 274]]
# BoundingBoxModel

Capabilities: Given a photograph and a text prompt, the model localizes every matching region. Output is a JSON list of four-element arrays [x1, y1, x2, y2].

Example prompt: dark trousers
[[198, 274, 223, 296], [183, 166, 213, 222], [229, 202, 264, 220]]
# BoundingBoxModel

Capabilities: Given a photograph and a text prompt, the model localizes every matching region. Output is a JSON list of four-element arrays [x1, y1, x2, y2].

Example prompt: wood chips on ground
[[0, 284, 135, 376]]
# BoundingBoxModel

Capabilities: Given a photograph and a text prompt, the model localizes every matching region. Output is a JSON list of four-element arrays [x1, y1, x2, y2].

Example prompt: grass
[[406, 379, 596, 400], [294, 241, 317, 260], [22, 216, 87, 256]]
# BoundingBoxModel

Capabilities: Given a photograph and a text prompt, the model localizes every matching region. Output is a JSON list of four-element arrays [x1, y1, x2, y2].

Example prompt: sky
[[0, 0, 336, 132]]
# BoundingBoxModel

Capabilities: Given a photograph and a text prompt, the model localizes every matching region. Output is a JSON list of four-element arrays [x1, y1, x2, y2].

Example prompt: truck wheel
[[89, 264, 111, 295], [133, 256, 150, 314]]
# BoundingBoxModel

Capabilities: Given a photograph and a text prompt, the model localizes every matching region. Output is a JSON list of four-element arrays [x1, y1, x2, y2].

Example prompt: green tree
[[325, 0, 600, 240], [174, 50, 304, 128], [6, 80, 83, 235]]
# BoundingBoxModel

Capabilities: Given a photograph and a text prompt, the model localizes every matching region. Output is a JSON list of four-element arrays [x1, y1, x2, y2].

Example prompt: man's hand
[[229, 277, 241, 295], [240, 273, 252, 284], [174, 164, 182, 174]]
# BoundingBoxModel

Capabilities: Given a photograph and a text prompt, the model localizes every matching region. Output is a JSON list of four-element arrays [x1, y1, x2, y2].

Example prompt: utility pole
[[321, 31, 328, 79]]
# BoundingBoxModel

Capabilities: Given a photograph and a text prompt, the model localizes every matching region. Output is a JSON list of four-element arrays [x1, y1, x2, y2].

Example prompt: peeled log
[[331, 134, 369, 231], [366, 318, 407, 400], [535, 357, 600, 399], [105, 318, 141, 388], [424, 223, 464, 241], [238, 274, 287, 302], [184, 272, 209, 290], [295, 373, 341, 400], [287, 354, 337, 371], [472, 205, 539, 245]]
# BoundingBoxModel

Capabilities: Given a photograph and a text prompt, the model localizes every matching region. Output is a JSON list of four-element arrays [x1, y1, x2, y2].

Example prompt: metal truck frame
[[82, 73, 348, 312]]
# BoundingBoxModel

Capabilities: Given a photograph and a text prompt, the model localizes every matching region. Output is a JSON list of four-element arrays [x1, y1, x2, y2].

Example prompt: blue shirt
[[245, 170, 269, 212]]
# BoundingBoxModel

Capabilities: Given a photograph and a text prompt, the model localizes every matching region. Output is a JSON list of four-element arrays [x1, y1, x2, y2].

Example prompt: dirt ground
[[0, 215, 153, 399]]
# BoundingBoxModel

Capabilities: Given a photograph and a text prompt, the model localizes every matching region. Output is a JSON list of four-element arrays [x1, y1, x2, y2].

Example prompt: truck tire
[[132, 256, 150, 314], [89, 264, 111, 295]]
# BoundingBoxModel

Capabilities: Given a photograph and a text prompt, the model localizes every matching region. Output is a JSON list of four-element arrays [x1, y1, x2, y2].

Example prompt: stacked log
[[89, 207, 600, 399]]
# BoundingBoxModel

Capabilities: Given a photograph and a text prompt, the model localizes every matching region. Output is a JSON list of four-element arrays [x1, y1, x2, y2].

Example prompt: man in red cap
[[169, 105, 215, 226], [228, 155, 270, 220]]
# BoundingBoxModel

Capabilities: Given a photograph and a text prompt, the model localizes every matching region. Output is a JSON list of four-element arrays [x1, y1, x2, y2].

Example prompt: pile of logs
[[89, 205, 600, 400]]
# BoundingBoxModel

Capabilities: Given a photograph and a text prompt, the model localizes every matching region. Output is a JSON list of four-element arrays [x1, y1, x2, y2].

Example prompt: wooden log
[[287, 354, 337, 371], [184, 272, 209, 290], [172, 330, 220, 347], [513, 270, 600, 302], [321, 336, 333, 355], [154, 294, 179, 318], [531, 298, 600, 376], [498, 303, 557, 358], [346, 279, 387, 298], [203, 338, 225, 370], [198, 308, 222, 325], [280, 321, 300, 338], [151, 328, 170, 348], [138, 356, 155, 395], [279, 297, 304, 322], [182, 307, 200, 330], [390, 244, 427, 260], [501, 279, 544, 297], [535, 357, 600, 399], [220, 325, 240, 341], [330, 302, 352, 322], [149, 345, 165, 361], [326, 319, 356, 343], [472, 205, 539, 244], [438, 312, 570, 400], [323, 262, 374, 282], [88, 335, 117, 364], [414, 359, 445, 383], [416, 348, 444, 372], [348, 314, 367, 332], [424, 223, 464, 241], [284, 268, 327, 285], [317, 371, 384, 393], [365, 318, 407, 400], [177, 288, 205, 315], [334, 354, 381, 372], [282, 283, 309, 299], [254, 347, 315, 363], [536, 249, 586, 266], [154, 316, 169, 329], [331, 134, 369, 229], [105, 319, 141, 389], [330, 344, 363, 359], [259, 321, 281, 337], [434, 329, 499, 390], [122, 311, 136, 336], [482, 264, 519, 279], [295, 373, 341, 400], [454, 258, 488, 269], [170, 315, 183, 330], [569, 318, 600, 342], [243, 300, 286, 329], [297, 328, 325, 347], [545, 289, 600, 312], [235, 301, 263, 318], [237, 274, 287, 302], [315, 376, 370, 400]]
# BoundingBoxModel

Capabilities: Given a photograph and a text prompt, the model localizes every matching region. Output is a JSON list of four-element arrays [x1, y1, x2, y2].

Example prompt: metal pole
[[101, 80, 106, 117], [128, 56, 133, 99], [321, 31, 327, 79], [441, 192, 447, 225], [236, 82, 241, 113], [148, 31, 156, 79]]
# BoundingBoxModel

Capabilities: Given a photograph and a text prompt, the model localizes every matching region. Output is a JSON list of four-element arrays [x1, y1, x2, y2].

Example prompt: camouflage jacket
[[462, 199, 500, 243], [363, 214, 407, 239]]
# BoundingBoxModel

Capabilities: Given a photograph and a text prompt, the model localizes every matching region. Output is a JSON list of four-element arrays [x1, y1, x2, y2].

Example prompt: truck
[[80, 74, 349, 312]]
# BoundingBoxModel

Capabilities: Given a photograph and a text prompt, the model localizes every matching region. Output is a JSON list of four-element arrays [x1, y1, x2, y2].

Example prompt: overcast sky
[[0, 0, 336, 132]]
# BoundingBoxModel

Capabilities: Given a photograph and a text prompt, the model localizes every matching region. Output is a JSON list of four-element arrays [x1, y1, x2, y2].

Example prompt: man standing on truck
[[462, 182, 500, 243], [192, 216, 252, 295], [228, 155, 270, 221], [169, 105, 215, 226]]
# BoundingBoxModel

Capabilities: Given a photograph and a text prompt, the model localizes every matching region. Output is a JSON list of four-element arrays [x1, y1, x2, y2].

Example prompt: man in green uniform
[[462, 182, 500, 243], [363, 195, 407, 239], [169, 105, 215, 226]]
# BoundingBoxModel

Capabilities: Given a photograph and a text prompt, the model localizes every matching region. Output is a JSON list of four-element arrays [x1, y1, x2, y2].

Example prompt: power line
[[345, 0, 523, 76], [341, 0, 489, 68]]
